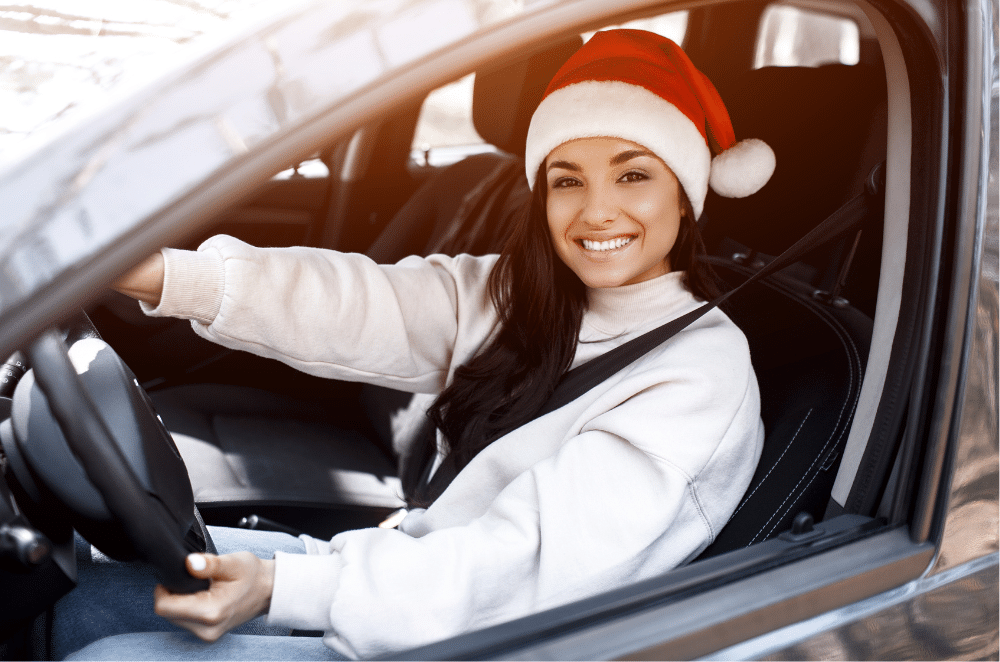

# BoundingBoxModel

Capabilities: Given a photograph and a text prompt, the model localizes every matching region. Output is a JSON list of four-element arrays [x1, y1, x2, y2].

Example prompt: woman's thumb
[[186, 553, 216, 578]]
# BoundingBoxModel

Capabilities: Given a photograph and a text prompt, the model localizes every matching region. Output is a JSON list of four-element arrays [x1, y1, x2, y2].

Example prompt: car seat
[[157, 53, 888, 556], [695, 62, 887, 557], [151, 37, 582, 532]]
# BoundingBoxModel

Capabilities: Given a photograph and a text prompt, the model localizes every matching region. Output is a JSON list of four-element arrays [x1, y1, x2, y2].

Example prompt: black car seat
[[151, 37, 581, 531], [695, 62, 887, 557]]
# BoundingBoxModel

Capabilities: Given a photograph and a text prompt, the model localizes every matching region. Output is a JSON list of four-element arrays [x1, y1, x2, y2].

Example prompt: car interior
[[92, 0, 891, 539], [2, 0, 919, 655]]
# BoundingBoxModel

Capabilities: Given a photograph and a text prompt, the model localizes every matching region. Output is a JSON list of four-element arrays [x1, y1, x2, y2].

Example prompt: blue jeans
[[50, 526, 346, 661]]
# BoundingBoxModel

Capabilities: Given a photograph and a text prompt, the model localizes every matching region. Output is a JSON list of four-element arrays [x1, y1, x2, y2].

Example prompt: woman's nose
[[581, 185, 618, 225]]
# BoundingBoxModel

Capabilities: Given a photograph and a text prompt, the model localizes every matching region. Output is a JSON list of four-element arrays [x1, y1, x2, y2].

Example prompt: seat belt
[[411, 166, 884, 505]]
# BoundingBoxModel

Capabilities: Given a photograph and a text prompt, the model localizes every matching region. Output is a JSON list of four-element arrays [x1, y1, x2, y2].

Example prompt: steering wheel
[[0, 312, 210, 593]]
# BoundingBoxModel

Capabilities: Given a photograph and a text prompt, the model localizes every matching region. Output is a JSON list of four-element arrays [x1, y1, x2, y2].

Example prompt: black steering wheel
[[0, 312, 210, 593]]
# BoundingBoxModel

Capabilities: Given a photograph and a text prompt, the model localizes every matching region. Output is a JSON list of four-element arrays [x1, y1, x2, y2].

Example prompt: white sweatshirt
[[143, 235, 764, 659]]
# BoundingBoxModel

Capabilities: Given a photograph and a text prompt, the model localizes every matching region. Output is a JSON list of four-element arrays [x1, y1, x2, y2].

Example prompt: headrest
[[703, 64, 886, 257], [472, 35, 583, 157]]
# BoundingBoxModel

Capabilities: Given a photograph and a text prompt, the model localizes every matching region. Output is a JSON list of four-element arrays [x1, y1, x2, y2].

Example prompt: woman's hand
[[112, 252, 165, 306], [153, 552, 275, 642]]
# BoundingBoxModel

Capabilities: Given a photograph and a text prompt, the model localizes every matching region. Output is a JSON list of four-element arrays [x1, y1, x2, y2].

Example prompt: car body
[[0, 0, 996, 659]]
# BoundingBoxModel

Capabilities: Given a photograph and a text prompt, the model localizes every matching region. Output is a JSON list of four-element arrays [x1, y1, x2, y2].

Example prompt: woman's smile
[[579, 235, 637, 252], [545, 137, 684, 289]]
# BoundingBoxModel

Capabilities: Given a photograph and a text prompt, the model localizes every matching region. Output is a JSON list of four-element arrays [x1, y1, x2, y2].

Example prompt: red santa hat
[[524, 29, 775, 219]]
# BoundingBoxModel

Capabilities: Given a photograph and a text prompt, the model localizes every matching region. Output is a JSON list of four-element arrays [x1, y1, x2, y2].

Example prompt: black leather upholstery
[[695, 63, 886, 557], [703, 63, 887, 317], [154, 385, 402, 510], [696, 263, 872, 558]]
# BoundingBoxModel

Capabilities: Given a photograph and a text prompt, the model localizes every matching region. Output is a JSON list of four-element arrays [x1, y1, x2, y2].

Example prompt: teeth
[[582, 236, 633, 251]]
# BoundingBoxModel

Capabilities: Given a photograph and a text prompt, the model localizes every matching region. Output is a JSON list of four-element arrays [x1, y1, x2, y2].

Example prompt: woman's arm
[[112, 253, 165, 306], [143, 235, 499, 393]]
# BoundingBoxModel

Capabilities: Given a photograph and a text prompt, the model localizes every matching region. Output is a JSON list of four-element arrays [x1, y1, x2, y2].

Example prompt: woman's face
[[545, 137, 684, 289]]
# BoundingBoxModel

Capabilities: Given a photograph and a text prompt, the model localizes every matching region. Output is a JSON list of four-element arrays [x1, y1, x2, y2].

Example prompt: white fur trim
[[709, 138, 776, 198], [525, 81, 712, 218]]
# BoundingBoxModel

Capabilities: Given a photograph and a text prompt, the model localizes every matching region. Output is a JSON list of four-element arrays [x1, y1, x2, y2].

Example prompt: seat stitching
[[729, 409, 813, 518], [744, 277, 863, 546], [748, 339, 857, 545], [764, 350, 864, 540], [765, 454, 828, 540]]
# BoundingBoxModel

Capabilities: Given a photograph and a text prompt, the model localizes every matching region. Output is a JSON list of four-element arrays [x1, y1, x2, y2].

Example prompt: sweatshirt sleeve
[[141, 235, 499, 393], [265, 324, 763, 659]]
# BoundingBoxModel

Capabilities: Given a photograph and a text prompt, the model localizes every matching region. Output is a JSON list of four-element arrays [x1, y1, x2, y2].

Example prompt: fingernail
[[188, 554, 207, 571]]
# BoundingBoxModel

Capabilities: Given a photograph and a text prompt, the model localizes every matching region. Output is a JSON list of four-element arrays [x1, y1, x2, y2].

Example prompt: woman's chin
[[575, 269, 636, 289], [571, 260, 671, 289]]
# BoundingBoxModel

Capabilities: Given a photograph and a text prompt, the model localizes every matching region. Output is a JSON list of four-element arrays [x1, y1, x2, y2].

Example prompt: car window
[[410, 10, 688, 167], [273, 156, 329, 180], [583, 10, 688, 42], [754, 3, 860, 67], [410, 73, 490, 167]]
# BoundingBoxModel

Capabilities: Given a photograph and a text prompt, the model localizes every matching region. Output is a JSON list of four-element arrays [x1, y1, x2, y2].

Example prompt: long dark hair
[[427, 164, 720, 470]]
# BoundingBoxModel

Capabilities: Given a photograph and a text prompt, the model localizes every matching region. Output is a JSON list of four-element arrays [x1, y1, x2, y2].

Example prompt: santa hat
[[524, 29, 775, 219]]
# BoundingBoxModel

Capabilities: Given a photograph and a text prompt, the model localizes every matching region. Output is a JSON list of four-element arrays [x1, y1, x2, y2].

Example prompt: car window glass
[[583, 11, 688, 43], [410, 10, 688, 167], [274, 157, 329, 180], [411, 73, 490, 167], [754, 4, 859, 67]]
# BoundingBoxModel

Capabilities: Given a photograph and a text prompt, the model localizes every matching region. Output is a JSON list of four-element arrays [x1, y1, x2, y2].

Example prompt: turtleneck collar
[[582, 271, 698, 337]]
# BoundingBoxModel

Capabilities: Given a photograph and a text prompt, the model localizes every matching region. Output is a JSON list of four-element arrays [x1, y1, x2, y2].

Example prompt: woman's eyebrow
[[547, 149, 656, 173], [610, 149, 656, 166], [547, 159, 580, 172]]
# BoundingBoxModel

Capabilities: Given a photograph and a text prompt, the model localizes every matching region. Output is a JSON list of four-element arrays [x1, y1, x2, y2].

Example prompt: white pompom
[[709, 138, 776, 198]]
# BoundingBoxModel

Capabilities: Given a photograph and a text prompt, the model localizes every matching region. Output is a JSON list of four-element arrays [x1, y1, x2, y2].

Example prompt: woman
[[57, 29, 774, 660]]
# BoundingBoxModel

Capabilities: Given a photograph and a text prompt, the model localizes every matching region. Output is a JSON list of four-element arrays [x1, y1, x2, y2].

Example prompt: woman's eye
[[550, 177, 581, 189], [620, 171, 648, 183]]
